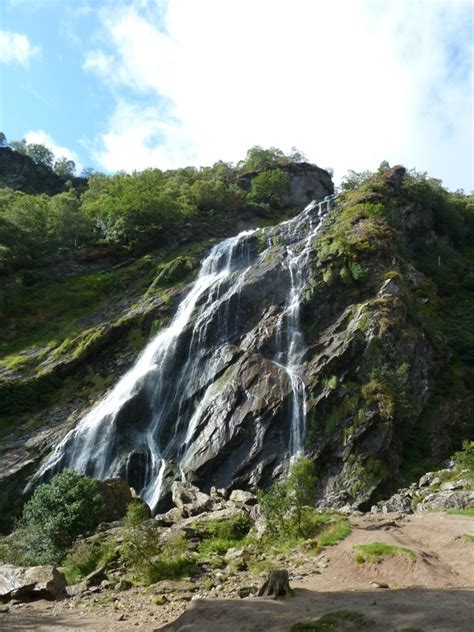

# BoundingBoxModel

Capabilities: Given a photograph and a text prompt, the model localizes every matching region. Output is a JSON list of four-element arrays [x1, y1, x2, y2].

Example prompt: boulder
[[229, 490, 258, 506], [155, 507, 184, 526], [416, 491, 474, 512], [171, 481, 212, 516], [97, 478, 150, 521], [0, 564, 66, 601]]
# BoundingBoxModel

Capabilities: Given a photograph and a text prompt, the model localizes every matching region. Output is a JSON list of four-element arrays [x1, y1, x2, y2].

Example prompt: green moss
[[354, 541, 416, 563]]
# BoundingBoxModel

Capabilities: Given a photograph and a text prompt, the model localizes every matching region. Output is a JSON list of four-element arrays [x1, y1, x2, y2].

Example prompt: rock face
[[1, 166, 470, 518], [0, 564, 66, 601], [237, 162, 334, 208], [0, 147, 87, 195]]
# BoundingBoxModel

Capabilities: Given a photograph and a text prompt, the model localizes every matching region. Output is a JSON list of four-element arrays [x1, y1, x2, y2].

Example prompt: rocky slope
[[1, 164, 473, 527]]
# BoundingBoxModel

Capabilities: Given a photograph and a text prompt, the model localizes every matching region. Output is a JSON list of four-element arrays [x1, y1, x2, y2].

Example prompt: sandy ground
[[1, 512, 473, 631]]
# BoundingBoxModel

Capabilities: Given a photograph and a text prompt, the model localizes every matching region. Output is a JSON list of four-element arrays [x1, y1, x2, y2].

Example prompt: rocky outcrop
[[0, 147, 87, 195], [1, 166, 467, 519], [237, 162, 334, 208], [0, 564, 66, 601]]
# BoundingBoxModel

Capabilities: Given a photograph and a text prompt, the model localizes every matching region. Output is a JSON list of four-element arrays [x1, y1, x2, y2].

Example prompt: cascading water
[[274, 196, 334, 454], [35, 195, 336, 510]]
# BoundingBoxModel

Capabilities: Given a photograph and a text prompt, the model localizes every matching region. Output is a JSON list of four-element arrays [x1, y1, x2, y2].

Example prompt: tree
[[341, 169, 373, 191], [25, 143, 55, 168], [54, 156, 76, 178], [239, 146, 286, 172], [249, 169, 290, 208], [257, 455, 317, 536], [286, 455, 317, 533], [0, 132, 7, 147], [19, 469, 106, 564]]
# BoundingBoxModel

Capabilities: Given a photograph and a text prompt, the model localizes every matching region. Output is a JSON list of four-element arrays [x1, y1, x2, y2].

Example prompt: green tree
[[286, 455, 317, 533], [19, 469, 106, 564], [54, 156, 76, 178], [258, 455, 317, 536], [249, 169, 290, 208], [341, 169, 373, 191], [239, 145, 286, 171], [24, 143, 55, 168]]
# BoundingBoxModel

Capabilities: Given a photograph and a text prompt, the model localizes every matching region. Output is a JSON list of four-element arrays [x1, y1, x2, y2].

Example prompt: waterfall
[[35, 195, 335, 510]]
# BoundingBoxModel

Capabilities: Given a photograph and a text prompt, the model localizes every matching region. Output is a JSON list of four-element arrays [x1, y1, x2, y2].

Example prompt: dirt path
[[1, 512, 472, 631]]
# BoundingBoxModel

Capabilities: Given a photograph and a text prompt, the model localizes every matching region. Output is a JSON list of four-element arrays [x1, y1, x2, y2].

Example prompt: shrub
[[258, 455, 317, 536], [454, 441, 474, 480], [249, 169, 290, 208], [62, 539, 117, 584], [19, 469, 106, 564]]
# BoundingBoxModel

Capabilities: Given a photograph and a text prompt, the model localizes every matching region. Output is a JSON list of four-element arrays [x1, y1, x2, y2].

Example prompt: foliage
[[453, 441, 474, 480], [120, 518, 195, 584], [124, 499, 151, 528], [62, 539, 116, 584], [249, 169, 290, 208], [340, 169, 373, 191], [354, 541, 416, 564], [258, 455, 317, 536], [239, 145, 306, 172], [447, 507, 474, 517], [17, 469, 106, 564]]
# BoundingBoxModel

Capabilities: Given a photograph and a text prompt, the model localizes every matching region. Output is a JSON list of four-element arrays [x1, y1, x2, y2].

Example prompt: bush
[[454, 441, 474, 480], [258, 455, 317, 536], [249, 169, 290, 208], [19, 469, 106, 564]]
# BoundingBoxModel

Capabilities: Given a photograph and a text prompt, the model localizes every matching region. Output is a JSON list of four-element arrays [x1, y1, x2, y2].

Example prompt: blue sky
[[0, 0, 472, 191]]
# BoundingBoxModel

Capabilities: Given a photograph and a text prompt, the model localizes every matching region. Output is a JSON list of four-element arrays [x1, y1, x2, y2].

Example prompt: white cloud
[[0, 30, 40, 66], [24, 130, 84, 173], [84, 0, 473, 191]]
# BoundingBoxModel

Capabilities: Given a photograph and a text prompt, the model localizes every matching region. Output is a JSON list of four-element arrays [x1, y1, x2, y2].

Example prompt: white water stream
[[36, 196, 335, 510]]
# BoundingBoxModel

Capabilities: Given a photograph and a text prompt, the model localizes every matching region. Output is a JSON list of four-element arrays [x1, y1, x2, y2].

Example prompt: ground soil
[[1, 512, 472, 631]]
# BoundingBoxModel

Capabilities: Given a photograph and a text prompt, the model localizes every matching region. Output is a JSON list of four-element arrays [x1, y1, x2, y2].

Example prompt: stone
[[97, 478, 150, 522], [0, 565, 67, 601], [229, 490, 257, 506], [65, 582, 87, 597], [416, 491, 474, 512], [154, 507, 184, 526], [171, 482, 212, 516], [225, 547, 251, 563], [115, 578, 132, 592]]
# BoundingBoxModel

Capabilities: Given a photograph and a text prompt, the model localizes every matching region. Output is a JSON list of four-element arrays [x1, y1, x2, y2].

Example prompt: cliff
[[0, 163, 472, 529]]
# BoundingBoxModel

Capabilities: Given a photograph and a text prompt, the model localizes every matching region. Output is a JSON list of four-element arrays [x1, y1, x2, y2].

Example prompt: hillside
[[0, 156, 472, 529]]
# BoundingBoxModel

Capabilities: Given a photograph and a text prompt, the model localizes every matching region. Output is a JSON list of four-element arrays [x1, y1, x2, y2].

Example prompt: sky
[[0, 0, 472, 191]]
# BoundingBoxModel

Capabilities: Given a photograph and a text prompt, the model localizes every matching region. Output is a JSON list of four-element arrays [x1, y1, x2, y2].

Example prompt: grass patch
[[447, 507, 474, 518], [461, 534, 474, 542], [62, 539, 117, 585], [318, 519, 352, 547], [354, 542, 416, 564], [291, 610, 374, 631]]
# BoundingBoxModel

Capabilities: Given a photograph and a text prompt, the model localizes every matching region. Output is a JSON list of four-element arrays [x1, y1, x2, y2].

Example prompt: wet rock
[[0, 565, 67, 601]]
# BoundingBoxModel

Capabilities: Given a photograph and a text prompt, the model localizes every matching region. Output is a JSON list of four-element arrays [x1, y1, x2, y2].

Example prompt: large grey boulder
[[171, 481, 212, 517], [0, 564, 66, 601], [416, 491, 474, 512]]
